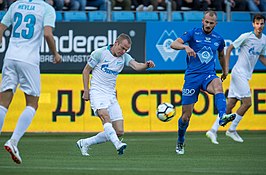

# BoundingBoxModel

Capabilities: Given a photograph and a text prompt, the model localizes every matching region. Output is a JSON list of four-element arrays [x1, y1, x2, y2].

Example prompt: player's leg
[[206, 97, 238, 144], [76, 108, 113, 156], [176, 78, 199, 154], [109, 101, 126, 155], [226, 97, 251, 142], [4, 94, 38, 164], [97, 108, 126, 153], [226, 73, 250, 142], [176, 104, 193, 155], [10, 94, 38, 145], [9, 61, 39, 146], [112, 120, 127, 155], [0, 90, 13, 134], [0, 60, 17, 134], [77, 106, 125, 156], [77, 131, 109, 156], [206, 77, 235, 126], [4, 61, 39, 164]]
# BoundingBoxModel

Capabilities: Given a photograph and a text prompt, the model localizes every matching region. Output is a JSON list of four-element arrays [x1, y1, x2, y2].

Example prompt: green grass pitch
[[0, 131, 265, 175]]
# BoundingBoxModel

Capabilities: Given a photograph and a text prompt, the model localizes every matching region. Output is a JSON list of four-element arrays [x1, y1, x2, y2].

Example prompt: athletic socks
[[228, 113, 243, 131], [177, 117, 189, 143], [11, 106, 36, 146], [103, 122, 120, 149], [210, 115, 220, 133], [215, 93, 227, 119], [83, 131, 109, 146]]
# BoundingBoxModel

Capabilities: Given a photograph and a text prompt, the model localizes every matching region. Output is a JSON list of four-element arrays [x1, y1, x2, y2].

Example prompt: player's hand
[[82, 90, 90, 101], [53, 53, 62, 64], [146, 60, 155, 68], [185, 46, 196, 58]]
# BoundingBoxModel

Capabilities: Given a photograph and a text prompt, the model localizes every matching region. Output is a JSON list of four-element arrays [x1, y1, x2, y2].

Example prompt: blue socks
[[215, 93, 226, 119], [177, 117, 189, 143]]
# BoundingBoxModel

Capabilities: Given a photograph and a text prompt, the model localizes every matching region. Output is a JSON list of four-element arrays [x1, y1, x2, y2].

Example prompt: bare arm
[[259, 55, 266, 66], [170, 38, 196, 57], [82, 64, 92, 101], [0, 23, 8, 46], [128, 60, 155, 71], [44, 26, 61, 64]]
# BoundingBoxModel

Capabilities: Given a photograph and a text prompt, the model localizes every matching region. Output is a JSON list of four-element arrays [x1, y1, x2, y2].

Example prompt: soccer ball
[[156, 103, 176, 122]]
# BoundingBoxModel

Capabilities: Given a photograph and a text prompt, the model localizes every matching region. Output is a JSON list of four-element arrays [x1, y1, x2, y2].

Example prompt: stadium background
[[0, 21, 265, 132]]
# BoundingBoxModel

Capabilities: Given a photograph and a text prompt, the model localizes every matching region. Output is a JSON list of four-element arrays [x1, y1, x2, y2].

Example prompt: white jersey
[[231, 32, 266, 80], [88, 45, 133, 96], [1, 0, 55, 66]]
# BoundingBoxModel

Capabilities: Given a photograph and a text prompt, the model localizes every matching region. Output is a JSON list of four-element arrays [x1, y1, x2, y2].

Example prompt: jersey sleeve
[[87, 49, 101, 68], [232, 33, 250, 49], [43, 4, 56, 28], [179, 28, 194, 43], [123, 53, 133, 66]]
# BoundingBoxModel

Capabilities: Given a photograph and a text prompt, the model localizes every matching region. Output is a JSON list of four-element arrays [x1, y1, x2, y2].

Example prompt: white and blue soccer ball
[[156, 103, 176, 122]]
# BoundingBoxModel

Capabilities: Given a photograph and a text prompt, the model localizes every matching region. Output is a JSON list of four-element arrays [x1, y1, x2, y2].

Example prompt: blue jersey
[[180, 28, 225, 77]]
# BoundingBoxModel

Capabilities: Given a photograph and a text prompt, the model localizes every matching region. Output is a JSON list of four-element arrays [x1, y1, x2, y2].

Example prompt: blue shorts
[[182, 74, 219, 105]]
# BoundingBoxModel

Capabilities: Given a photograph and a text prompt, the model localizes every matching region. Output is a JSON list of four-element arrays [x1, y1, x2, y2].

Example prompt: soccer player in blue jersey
[[0, 0, 61, 164], [170, 10, 236, 155], [206, 14, 266, 144]]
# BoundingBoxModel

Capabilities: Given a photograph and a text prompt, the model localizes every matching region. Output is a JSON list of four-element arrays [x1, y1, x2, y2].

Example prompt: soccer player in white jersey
[[206, 14, 266, 144], [76, 33, 155, 156], [0, 0, 61, 164]]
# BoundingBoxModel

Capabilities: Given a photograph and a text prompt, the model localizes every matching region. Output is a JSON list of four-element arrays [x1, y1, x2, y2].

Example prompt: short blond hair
[[204, 10, 217, 18], [116, 33, 132, 45]]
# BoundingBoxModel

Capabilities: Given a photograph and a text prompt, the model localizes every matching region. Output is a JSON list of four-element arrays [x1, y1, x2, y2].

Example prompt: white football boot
[[116, 141, 127, 155], [76, 139, 90, 156], [226, 131, 244, 143], [4, 139, 22, 164], [206, 130, 219, 144]]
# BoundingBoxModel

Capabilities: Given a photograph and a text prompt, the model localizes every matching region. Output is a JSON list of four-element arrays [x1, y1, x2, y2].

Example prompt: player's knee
[[181, 115, 190, 123], [116, 130, 124, 137]]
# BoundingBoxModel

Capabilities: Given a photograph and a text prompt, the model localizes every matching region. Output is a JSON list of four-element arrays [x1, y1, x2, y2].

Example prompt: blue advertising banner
[[146, 22, 265, 71]]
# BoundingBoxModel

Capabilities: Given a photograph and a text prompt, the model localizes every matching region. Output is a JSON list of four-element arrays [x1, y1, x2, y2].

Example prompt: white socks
[[83, 123, 120, 149], [211, 113, 243, 133], [11, 106, 36, 146], [83, 131, 109, 146], [0, 105, 8, 134], [103, 122, 120, 149], [228, 113, 243, 131], [211, 115, 220, 133]]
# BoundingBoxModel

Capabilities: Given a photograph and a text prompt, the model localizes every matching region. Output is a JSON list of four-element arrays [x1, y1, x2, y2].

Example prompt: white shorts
[[228, 72, 251, 100], [0, 59, 40, 96], [90, 95, 123, 122]]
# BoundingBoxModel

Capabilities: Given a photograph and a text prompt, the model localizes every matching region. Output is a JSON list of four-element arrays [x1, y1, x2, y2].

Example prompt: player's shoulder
[[94, 46, 108, 53], [182, 27, 200, 37], [241, 31, 253, 37], [211, 30, 224, 40], [8, 0, 20, 9], [91, 46, 108, 57], [191, 27, 201, 33]]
